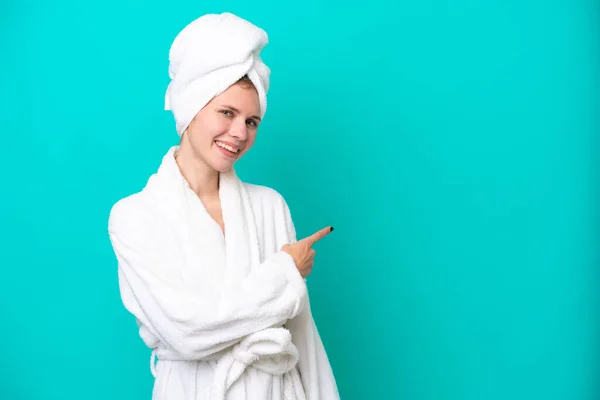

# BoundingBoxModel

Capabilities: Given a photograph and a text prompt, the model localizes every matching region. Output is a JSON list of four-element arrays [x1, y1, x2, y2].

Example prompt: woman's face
[[181, 82, 262, 172]]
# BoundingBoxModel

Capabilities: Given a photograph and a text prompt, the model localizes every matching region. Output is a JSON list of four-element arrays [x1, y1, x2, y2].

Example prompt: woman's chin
[[211, 160, 235, 173]]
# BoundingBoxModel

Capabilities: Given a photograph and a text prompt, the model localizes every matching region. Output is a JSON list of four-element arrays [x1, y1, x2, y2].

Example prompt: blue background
[[1, 1, 598, 399]]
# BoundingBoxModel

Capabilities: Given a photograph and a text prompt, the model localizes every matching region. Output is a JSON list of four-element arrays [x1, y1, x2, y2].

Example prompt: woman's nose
[[230, 120, 248, 140]]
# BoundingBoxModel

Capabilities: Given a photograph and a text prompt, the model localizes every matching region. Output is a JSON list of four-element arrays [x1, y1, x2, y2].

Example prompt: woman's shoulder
[[243, 182, 290, 209], [243, 183, 295, 223], [107, 190, 157, 238], [243, 182, 296, 239]]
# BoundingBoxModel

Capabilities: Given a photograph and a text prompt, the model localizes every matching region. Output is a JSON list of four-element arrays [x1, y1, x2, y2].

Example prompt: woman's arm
[[108, 204, 307, 361]]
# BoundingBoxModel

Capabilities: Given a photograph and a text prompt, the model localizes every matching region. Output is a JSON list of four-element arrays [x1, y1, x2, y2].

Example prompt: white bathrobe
[[108, 146, 339, 399]]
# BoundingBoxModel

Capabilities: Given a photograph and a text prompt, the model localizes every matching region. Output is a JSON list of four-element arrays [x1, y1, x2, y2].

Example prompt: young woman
[[108, 12, 339, 400]]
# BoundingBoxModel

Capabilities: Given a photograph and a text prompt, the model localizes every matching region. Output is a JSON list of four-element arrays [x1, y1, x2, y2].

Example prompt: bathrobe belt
[[150, 327, 299, 399]]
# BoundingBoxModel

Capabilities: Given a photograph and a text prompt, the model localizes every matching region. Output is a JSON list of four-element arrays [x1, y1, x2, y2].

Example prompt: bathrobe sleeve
[[107, 199, 307, 361], [279, 199, 340, 400]]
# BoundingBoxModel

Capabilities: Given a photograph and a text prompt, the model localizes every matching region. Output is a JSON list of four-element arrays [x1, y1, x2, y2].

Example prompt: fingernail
[[330, 226, 334, 232]]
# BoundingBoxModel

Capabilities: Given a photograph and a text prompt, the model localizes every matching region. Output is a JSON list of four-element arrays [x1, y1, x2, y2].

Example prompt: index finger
[[301, 226, 334, 246]]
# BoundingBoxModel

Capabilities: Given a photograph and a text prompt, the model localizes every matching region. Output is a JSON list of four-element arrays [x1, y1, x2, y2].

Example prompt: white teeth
[[216, 141, 239, 153]]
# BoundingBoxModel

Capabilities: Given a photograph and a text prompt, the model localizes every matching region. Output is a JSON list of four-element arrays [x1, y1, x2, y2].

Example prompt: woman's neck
[[174, 147, 220, 199]]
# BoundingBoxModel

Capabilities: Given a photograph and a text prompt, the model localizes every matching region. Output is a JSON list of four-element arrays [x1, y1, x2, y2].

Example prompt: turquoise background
[[1, 0, 598, 399]]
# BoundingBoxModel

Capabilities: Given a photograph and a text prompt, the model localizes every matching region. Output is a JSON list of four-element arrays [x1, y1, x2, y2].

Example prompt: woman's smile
[[215, 140, 240, 158]]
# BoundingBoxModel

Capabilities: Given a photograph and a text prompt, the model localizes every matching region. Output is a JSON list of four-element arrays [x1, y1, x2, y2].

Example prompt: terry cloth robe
[[107, 146, 339, 400]]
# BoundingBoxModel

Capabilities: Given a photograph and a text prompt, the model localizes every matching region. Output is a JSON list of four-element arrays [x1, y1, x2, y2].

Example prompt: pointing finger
[[302, 226, 334, 246]]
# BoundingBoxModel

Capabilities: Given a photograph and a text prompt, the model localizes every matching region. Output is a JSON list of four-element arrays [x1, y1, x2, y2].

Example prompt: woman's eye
[[220, 110, 233, 117], [247, 120, 258, 128]]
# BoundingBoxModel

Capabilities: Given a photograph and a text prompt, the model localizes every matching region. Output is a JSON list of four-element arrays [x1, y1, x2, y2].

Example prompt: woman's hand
[[281, 227, 334, 278]]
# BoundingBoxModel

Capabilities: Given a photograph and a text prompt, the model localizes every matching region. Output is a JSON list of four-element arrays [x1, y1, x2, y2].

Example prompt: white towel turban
[[164, 12, 271, 136]]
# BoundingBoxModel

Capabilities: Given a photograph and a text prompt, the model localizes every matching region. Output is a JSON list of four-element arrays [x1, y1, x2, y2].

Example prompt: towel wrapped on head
[[164, 12, 271, 136]]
